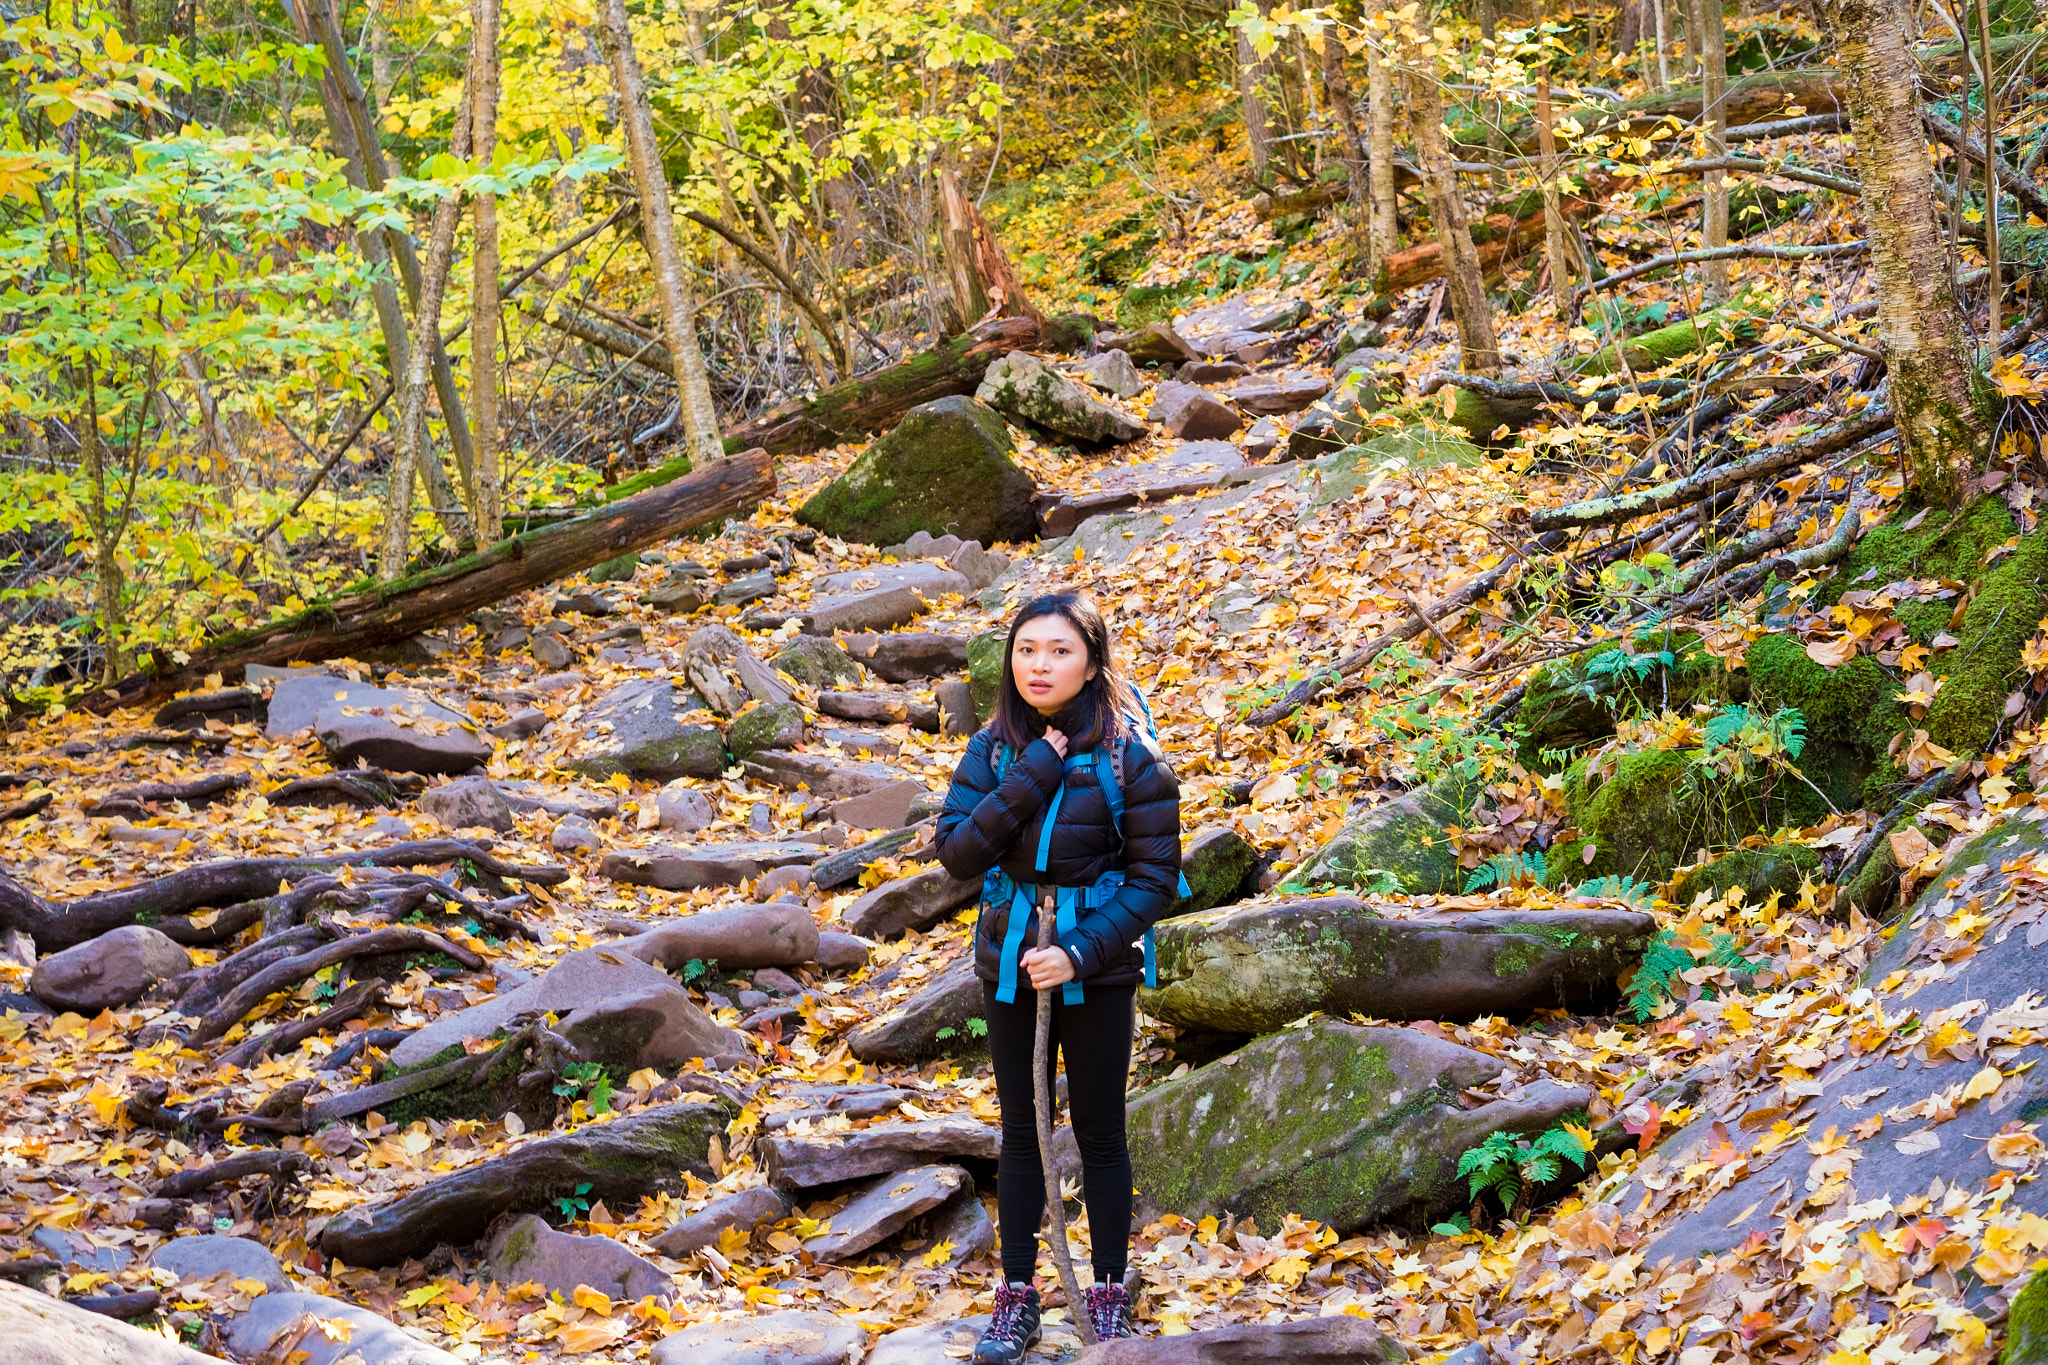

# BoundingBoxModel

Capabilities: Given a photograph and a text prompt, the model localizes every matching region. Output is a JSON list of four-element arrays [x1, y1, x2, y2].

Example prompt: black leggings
[[981, 979, 1135, 1286]]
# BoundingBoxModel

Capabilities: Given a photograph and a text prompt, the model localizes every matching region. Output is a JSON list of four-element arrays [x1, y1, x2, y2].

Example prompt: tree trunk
[[87, 450, 776, 716], [1320, 35, 1373, 270], [936, 167, 1042, 333], [1406, 64, 1502, 376], [594, 0, 724, 464], [1240, 1, 1275, 178], [1818, 0, 1984, 504], [1700, 0, 1731, 304], [1365, 31, 1398, 278], [1476, 0, 1505, 190], [369, 0, 392, 110], [1653, 0, 1670, 90], [1537, 71, 1576, 319], [471, 0, 504, 545]]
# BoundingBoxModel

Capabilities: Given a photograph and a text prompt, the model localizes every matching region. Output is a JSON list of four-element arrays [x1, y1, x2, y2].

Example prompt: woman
[[936, 590, 1183, 1361]]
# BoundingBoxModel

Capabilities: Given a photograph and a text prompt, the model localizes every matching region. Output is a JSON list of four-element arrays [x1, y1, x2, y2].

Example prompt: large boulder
[[0, 1278, 232, 1365], [222, 1292, 466, 1365], [484, 1212, 670, 1303], [600, 841, 825, 891], [770, 636, 864, 689], [849, 952, 985, 1064], [564, 679, 726, 782], [727, 700, 806, 764], [266, 675, 490, 775], [1638, 809, 2048, 1270], [967, 628, 1006, 722], [30, 925, 190, 1012], [796, 396, 1038, 548], [147, 1234, 288, 1293], [318, 1101, 726, 1267], [626, 902, 821, 972], [1141, 897, 1653, 1034], [975, 350, 1147, 444], [845, 866, 981, 938], [1057, 1021, 1591, 1233], [388, 943, 748, 1069], [1290, 777, 1480, 894], [1176, 827, 1258, 916], [417, 774, 516, 833]]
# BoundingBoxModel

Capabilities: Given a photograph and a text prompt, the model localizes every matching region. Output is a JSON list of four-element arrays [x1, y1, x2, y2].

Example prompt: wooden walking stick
[[1032, 893, 1097, 1346]]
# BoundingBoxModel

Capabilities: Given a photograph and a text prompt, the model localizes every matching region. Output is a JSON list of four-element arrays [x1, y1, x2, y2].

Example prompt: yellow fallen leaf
[[556, 1317, 625, 1353], [922, 1239, 958, 1268], [1804, 636, 1858, 668], [1963, 1064, 2005, 1104], [571, 1285, 613, 1315], [231, 1278, 271, 1297], [64, 1271, 109, 1292], [1988, 1129, 2045, 1168], [400, 1283, 448, 1308]]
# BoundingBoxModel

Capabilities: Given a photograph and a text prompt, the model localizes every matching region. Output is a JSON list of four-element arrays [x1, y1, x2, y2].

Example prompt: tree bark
[[1405, 63, 1502, 375], [1536, 71, 1576, 319], [471, 0, 505, 545], [1476, 0, 1505, 190], [594, 0, 724, 464], [1700, 0, 1731, 304], [935, 167, 1042, 332], [1817, 0, 1985, 505], [1240, 1, 1276, 178], [1365, 31, 1398, 278], [1320, 34, 1372, 270], [84, 450, 775, 717]]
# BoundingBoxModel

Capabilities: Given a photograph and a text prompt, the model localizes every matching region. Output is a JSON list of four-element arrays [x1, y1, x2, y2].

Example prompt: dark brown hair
[[990, 591, 1140, 755]]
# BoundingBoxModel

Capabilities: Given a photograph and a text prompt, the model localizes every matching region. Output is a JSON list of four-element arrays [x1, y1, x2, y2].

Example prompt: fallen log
[[152, 1150, 311, 1199], [0, 839, 568, 953], [83, 447, 773, 715], [1373, 175, 1617, 294]]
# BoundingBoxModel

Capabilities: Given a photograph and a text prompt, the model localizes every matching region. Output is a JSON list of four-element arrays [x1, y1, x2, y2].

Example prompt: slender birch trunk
[[1536, 71, 1576, 320], [1476, 0, 1505, 190], [1700, 0, 1731, 304], [1240, 0, 1275, 178], [1406, 62, 1501, 375], [1365, 26, 1398, 279], [1814, 0, 1984, 504], [1320, 34, 1372, 270], [595, 0, 724, 464], [471, 0, 504, 545]]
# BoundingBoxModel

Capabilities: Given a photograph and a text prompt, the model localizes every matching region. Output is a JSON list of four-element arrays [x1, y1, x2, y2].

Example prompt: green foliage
[[1571, 874, 1659, 908], [683, 958, 716, 983], [1430, 1212, 1474, 1236], [554, 1062, 614, 1114], [556, 1181, 595, 1221], [1455, 1115, 1596, 1217], [1624, 927, 1756, 1022], [1464, 848, 1546, 893]]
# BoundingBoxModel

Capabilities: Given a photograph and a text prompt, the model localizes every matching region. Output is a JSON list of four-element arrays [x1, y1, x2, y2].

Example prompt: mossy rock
[[966, 628, 1006, 723], [587, 551, 641, 583], [795, 396, 1038, 548], [1516, 636, 1740, 771], [1669, 843, 1821, 908], [1547, 747, 1805, 885], [771, 636, 864, 690], [1746, 495, 2048, 808], [2003, 1263, 2048, 1365], [1572, 303, 1759, 378], [1308, 427, 1480, 512], [1290, 773, 1483, 895], [728, 701, 807, 764], [370, 1041, 560, 1130], [1118, 282, 1200, 331], [1175, 827, 1259, 918]]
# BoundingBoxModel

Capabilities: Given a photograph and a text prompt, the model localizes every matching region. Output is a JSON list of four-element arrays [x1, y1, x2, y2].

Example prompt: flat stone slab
[[799, 585, 929, 635], [652, 1310, 865, 1365], [759, 1116, 999, 1189], [222, 1291, 466, 1365], [600, 841, 825, 891], [564, 679, 726, 782], [0, 1280, 226, 1365], [816, 562, 971, 598], [1223, 370, 1330, 414], [390, 943, 748, 1069], [803, 1163, 969, 1261], [837, 631, 968, 682], [266, 675, 490, 776], [318, 1101, 725, 1267], [651, 1186, 792, 1256], [816, 690, 940, 732], [826, 779, 927, 831], [741, 750, 908, 798], [1097, 322, 1200, 365], [845, 865, 981, 938], [1054, 1020, 1590, 1233], [849, 952, 984, 1064], [1066, 1318, 1406, 1363], [1141, 897, 1655, 1034], [1177, 291, 1312, 342], [763, 1083, 914, 1130], [485, 1212, 671, 1303], [147, 1233, 288, 1292], [626, 902, 821, 971], [1034, 442, 1252, 537]]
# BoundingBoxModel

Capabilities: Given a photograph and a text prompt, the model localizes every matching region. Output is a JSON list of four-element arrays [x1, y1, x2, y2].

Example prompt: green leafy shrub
[[1455, 1116, 1596, 1219]]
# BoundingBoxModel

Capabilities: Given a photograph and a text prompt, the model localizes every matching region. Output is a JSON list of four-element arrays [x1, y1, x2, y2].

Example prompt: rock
[[30, 926, 190, 1012], [319, 1100, 725, 1266], [1332, 345, 1405, 385], [763, 1083, 913, 1128], [1069, 1317, 1407, 1364], [796, 395, 1038, 548], [755, 865, 811, 902], [935, 681, 977, 737], [795, 585, 930, 635], [819, 727, 900, 758], [810, 821, 935, 890], [1638, 808, 2048, 1267], [1101, 322, 1201, 365], [742, 750, 908, 798], [31, 1228, 130, 1272], [564, 679, 726, 782], [490, 706, 548, 740], [760, 1115, 1000, 1188], [770, 636, 865, 689], [966, 628, 1006, 723], [485, 1212, 670, 1303], [1334, 317, 1391, 353], [804, 1164, 969, 1260], [650, 1186, 792, 1256], [849, 953, 985, 1064], [870, 1316, 1088, 1365], [1142, 897, 1653, 1034], [417, 774, 516, 833], [1178, 292, 1312, 343], [1242, 416, 1282, 461], [817, 562, 972, 600], [729, 701, 808, 763], [651, 1310, 864, 1365], [146, 1233, 287, 1292], [647, 579, 708, 613], [838, 632, 969, 682], [1075, 348, 1145, 398], [368, 815, 415, 840], [815, 932, 871, 971], [531, 670, 585, 692], [1176, 826, 1258, 916], [922, 1183, 995, 1269], [1285, 390, 1385, 462], [975, 350, 1147, 444], [1669, 842, 1820, 907], [1223, 370, 1331, 414], [817, 689, 940, 731], [221, 1290, 466, 1365], [1177, 359, 1249, 383], [1148, 381, 1240, 440], [266, 675, 490, 775], [531, 633, 573, 669], [555, 981, 754, 1071], [1060, 1020, 1591, 1232], [827, 780, 929, 831], [627, 902, 821, 971], [948, 539, 1010, 591], [389, 943, 748, 1068], [2008, 1267, 2048, 1365], [601, 841, 825, 891], [588, 551, 641, 582], [1, 1279, 219, 1365], [1290, 777, 1481, 894], [555, 590, 615, 616], [715, 570, 777, 607], [551, 817, 598, 853], [846, 865, 981, 938], [648, 782, 713, 833]]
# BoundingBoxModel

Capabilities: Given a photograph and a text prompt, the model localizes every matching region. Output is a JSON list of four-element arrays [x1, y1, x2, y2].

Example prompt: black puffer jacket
[[937, 723, 1182, 987]]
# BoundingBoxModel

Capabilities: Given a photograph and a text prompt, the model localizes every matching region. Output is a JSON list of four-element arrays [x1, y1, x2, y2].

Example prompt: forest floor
[[3, 101, 2045, 1365]]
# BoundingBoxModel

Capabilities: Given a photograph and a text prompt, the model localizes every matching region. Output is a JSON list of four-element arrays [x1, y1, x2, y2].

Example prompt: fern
[[1453, 1116, 1597, 1221], [1574, 874, 1658, 908], [1463, 848, 1547, 893], [1624, 926, 1757, 1021]]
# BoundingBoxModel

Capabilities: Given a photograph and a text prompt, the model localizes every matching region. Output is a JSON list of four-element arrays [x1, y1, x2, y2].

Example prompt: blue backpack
[[982, 693, 1192, 1005]]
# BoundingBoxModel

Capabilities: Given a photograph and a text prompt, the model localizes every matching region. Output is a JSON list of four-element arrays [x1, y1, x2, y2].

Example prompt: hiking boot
[[972, 1283, 1042, 1364], [1085, 1280, 1136, 1340]]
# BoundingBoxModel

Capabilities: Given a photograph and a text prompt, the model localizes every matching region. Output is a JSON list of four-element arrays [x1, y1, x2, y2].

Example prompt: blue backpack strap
[[994, 881, 1034, 1004], [1095, 748, 1123, 837]]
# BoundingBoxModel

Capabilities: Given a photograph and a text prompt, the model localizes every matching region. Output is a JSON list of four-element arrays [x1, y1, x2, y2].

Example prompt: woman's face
[[1011, 615, 1097, 718]]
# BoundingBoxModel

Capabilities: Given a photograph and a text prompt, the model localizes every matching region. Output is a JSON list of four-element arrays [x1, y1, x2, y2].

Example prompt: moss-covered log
[[1373, 174, 1616, 294], [81, 447, 774, 716]]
